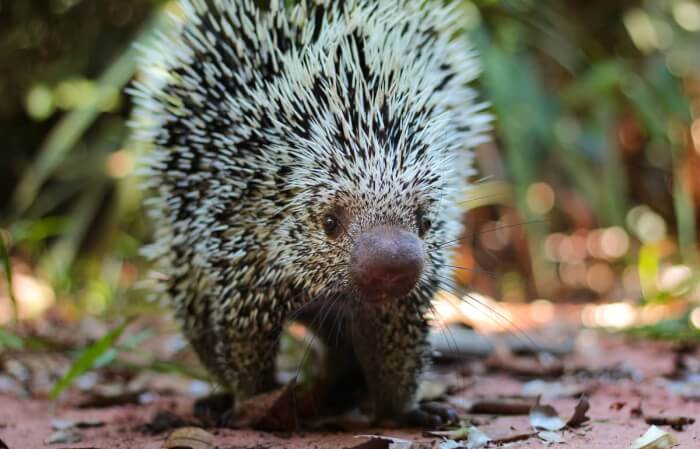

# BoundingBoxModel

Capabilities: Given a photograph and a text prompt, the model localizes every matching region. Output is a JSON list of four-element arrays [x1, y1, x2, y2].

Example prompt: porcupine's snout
[[350, 226, 424, 301]]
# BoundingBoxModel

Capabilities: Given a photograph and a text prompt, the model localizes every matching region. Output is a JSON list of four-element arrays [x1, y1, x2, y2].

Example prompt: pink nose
[[350, 226, 424, 300]]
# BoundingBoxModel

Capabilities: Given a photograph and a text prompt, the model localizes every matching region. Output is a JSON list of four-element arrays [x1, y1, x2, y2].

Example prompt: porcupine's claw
[[398, 402, 460, 428]]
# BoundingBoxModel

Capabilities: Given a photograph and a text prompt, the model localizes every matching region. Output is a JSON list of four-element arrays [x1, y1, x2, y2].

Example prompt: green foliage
[[626, 317, 700, 342], [0, 328, 24, 351], [50, 318, 133, 400], [0, 237, 17, 322]]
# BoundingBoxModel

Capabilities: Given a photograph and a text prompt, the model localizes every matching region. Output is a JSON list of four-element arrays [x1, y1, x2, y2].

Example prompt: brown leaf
[[467, 398, 534, 415], [163, 427, 215, 449], [233, 379, 319, 431], [567, 396, 590, 428], [529, 395, 589, 432]]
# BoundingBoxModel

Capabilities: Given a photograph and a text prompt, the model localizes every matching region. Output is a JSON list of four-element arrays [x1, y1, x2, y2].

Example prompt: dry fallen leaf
[[567, 396, 590, 427], [629, 425, 677, 449], [462, 426, 491, 449], [529, 395, 590, 432], [529, 397, 566, 431], [163, 427, 215, 449], [537, 430, 564, 444], [44, 429, 83, 445], [233, 379, 318, 431], [427, 426, 491, 449]]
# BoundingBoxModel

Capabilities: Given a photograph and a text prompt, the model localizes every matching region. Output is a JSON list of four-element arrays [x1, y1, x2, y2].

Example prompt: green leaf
[[0, 327, 24, 351], [638, 243, 660, 299], [0, 237, 17, 322], [50, 318, 133, 400]]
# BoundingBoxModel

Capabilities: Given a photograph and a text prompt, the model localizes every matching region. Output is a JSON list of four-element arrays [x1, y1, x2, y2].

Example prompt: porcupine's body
[[131, 0, 489, 424]]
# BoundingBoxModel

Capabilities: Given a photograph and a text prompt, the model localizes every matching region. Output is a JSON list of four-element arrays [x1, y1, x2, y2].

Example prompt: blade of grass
[[0, 237, 18, 323], [40, 182, 107, 285], [50, 318, 133, 400]]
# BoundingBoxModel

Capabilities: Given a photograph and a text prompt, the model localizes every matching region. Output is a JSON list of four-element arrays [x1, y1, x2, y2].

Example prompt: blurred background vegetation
[[1, 0, 700, 348]]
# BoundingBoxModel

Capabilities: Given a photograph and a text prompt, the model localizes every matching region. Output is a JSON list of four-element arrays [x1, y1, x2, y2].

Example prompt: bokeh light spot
[[673, 1, 700, 31], [25, 84, 55, 121], [600, 226, 629, 259], [691, 308, 700, 330], [587, 263, 615, 293], [106, 150, 135, 178], [526, 182, 555, 215]]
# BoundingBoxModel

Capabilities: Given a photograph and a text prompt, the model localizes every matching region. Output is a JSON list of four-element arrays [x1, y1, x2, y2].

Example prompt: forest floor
[[1, 327, 699, 449]]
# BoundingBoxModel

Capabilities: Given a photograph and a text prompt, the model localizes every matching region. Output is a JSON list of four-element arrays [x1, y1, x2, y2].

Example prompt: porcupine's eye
[[322, 212, 341, 238], [417, 210, 432, 237]]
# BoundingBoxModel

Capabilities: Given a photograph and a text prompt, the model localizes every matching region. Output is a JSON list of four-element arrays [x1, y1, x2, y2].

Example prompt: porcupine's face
[[282, 116, 467, 305], [318, 191, 437, 304]]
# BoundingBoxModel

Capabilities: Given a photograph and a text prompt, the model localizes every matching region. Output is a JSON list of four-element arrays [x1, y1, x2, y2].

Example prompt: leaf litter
[[163, 427, 215, 449], [630, 402, 695, 431], [526, 395, 590, 444], [629, 425, 678, 449]]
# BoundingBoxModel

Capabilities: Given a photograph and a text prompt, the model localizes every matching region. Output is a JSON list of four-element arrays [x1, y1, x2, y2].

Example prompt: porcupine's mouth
[[349, 225, 424, 303]]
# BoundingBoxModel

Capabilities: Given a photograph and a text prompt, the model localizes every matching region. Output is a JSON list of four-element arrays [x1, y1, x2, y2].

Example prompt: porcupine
[[130, 0, 490, 426]]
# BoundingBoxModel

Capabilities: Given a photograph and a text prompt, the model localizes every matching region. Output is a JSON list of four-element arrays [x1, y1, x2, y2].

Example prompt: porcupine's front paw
[[397, 402, 460, 428], [193, 393, 235, 426]]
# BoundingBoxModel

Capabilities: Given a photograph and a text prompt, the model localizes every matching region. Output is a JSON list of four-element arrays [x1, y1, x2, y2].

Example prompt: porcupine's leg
[[184, 295, 283, 425], [192, 333, 281, 424], [295, 299, 366, 413], [351, 298, 458, 427]]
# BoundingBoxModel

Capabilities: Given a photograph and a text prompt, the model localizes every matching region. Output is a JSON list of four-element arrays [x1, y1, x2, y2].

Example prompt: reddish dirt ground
[[1, 336, 699, 449]]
